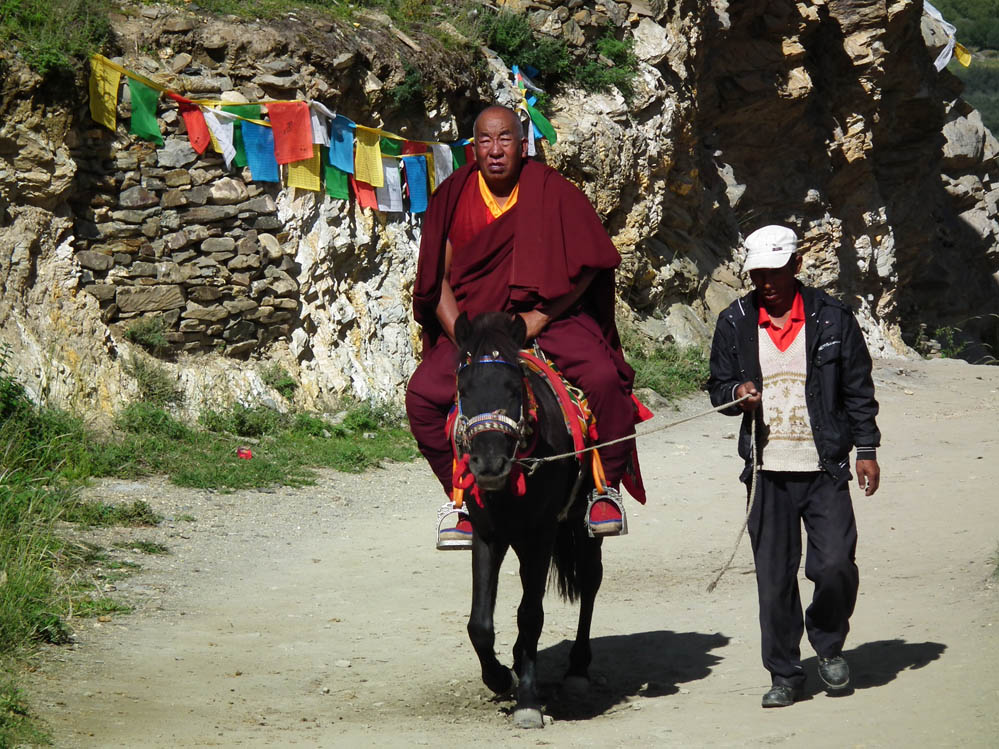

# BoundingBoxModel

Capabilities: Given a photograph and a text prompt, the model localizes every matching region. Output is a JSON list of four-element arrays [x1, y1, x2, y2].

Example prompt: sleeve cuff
[[855, 446, 877, 461]]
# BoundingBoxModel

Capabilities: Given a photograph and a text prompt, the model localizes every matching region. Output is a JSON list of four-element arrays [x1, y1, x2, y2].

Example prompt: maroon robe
[[407, 160, 642, 498]]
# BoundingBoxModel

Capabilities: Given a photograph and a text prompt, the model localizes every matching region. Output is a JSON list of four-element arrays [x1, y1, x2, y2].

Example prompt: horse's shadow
[[800, 638, 947, 700], [529, 629, 730, 720]]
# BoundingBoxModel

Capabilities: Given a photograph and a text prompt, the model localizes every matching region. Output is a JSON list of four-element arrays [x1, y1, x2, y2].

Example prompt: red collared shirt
[[758, 291, 805, 352]]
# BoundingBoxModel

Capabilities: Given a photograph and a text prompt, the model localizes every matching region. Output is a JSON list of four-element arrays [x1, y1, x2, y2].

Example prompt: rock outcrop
[[0, 0, 997, 421]]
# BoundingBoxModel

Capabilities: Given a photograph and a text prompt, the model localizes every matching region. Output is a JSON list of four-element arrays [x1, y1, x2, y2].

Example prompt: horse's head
[[453, 311, 528, 492]]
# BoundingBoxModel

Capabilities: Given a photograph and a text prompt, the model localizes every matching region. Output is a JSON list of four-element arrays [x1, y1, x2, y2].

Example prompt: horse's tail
[[550, 521, 582, 602]]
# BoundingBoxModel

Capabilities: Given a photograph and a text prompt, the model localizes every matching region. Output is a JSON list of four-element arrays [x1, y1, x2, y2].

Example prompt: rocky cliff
[[1, 0, 996, 420]]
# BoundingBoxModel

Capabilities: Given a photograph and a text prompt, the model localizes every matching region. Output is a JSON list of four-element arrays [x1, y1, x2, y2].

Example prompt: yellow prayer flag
[[954, 42, 972, 67], [425, 149, 436, 192], [208, 128, 222, 154], [287, 145, 322, 192], [89, 56, 122, 131], [354, 127, 384, 188]]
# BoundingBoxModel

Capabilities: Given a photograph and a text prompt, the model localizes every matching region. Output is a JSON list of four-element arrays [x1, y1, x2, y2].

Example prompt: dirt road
[[25, 358, 999, 747]]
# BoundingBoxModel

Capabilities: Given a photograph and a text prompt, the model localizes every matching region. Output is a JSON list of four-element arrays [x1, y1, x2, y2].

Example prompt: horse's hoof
[[562, 675, 590, 697], [513, 707, 545, 729]]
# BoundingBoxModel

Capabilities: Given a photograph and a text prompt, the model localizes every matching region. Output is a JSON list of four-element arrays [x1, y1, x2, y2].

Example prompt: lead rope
[[706, 408, 760, 593], [516, 394, 751, 473]]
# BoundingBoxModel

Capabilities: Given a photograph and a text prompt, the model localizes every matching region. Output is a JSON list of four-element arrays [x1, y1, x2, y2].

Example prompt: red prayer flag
[[402, 140, 427, 155], [168, 92, 211, 155], [463, 143, 474, 163], [266, 101, 313, 164], [350, 175, 378, 209]]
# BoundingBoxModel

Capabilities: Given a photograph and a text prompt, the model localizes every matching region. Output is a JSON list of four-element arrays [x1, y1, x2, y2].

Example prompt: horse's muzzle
[[469, 451, 513, 491]]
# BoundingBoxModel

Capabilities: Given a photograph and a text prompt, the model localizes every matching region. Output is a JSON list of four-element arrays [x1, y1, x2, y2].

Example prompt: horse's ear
[[509, 313, 527, 348], [454, 312, 472, 348]]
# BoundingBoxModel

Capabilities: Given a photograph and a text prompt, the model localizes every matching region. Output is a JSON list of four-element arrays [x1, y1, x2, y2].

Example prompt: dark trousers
[[405, 312, 636, 496], [748, 470, 859, 687]]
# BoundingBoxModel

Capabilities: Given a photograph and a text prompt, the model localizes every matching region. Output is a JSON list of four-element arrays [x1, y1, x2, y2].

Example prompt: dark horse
[[452, 311, 603, 729]]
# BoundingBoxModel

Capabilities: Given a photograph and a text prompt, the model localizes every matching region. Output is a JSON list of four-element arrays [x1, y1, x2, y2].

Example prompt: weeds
[[62, 499, 162, 527], [123, 355, 183, 407], [260, 363, 297, 400], [71, 596, 131, 618], [113, 540, 168, 555]]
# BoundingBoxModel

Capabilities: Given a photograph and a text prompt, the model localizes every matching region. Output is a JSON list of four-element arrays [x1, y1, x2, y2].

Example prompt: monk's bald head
[[473, 105, 528, 197], [473, 105, 524, 140]]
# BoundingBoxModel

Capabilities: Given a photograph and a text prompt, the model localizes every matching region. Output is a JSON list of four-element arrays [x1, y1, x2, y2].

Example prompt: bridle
[[454, 351, 537, 461]]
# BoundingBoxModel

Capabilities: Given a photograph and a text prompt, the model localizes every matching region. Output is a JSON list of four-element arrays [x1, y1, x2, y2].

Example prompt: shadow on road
[[535, 629, 730, 720], [801, 638, 947, 699]]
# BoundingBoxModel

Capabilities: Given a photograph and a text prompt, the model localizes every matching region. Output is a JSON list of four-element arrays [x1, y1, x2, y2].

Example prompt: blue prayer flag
[[242, 121, 280, 183], [402, 155, 429, 214], [329, 115, 355, 174]]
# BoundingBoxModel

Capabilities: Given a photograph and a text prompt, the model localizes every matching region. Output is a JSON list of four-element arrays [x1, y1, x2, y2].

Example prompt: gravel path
[[24, 357, 999, 747]]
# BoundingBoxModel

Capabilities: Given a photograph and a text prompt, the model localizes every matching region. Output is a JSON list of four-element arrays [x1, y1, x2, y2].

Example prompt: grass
[[122, 356, 184, 408], [620, 325, 711, 400]]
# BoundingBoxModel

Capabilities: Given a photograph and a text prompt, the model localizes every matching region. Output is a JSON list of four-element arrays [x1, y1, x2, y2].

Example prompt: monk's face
[[473, 107, 527, 196]]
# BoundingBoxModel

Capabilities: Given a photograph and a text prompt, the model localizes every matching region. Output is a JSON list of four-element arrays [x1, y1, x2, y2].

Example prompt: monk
[[406, 104, 645, 550]]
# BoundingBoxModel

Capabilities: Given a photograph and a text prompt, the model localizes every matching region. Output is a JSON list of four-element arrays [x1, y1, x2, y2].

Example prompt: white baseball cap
[[742, 225, 798, 273]]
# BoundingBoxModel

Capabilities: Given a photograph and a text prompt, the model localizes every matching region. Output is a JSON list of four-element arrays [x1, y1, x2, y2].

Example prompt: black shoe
[[761, 684, 802, 708], [817, 655, 850, 690]]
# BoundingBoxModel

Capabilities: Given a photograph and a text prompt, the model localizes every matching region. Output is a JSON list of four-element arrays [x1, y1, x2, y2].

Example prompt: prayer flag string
[[88, 54, 558, 214]]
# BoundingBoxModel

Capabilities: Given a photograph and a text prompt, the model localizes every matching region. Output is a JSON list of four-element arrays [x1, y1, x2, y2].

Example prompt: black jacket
[[708, 285, 880, 481]]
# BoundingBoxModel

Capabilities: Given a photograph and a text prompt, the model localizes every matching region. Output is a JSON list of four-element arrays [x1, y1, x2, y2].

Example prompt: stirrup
[[436, 501, 472, 550], [586, 486, 627, 538]]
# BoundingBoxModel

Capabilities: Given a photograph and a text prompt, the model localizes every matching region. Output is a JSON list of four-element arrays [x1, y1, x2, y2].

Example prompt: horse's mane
[[462, 312, 524, 364]]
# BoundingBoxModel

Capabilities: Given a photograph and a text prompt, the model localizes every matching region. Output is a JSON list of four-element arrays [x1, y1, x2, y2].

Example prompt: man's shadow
[[530, 630, 730, 720], [800, 639, 947, 699]]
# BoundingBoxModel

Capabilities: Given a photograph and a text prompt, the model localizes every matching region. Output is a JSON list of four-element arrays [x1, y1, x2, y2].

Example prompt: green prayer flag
[[451, 144, 466, 170], [379, 136, 402, 157], [128, 79, 163, 146], [324, 162, 350, 200], [221, 104, 262, 168], [526, 104, 557, 145]]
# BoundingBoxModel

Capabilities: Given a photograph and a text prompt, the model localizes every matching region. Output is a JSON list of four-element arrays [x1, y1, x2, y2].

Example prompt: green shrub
[[0, 0, 112, 75], [200, 403, 290, 437], [388, 61, 425, 110], [124, 317, 170, 355], [481, 10, 570, 87]]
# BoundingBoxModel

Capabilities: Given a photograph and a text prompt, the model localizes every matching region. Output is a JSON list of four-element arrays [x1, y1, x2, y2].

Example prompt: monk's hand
[[518, 310, 549, 341], [856, 459, 880, 497], [734, 381, 761, 412]]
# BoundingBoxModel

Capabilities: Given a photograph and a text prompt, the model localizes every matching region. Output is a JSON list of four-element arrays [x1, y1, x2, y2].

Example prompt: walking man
[[707, 225, 881, 707]]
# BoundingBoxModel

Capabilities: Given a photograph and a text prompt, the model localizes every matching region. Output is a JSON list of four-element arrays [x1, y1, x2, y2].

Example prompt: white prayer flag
[[375, 157, 404, 212]]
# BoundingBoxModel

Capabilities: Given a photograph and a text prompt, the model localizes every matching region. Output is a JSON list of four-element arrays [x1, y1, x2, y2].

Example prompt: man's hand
[[856, 459, 880, 496], [518, 310, 550, 341], [734, 381, 762, 412]]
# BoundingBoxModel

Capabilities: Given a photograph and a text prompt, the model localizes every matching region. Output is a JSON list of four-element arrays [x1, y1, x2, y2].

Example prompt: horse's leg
[[511, 544, 553, 729], [565, 533, 603, 693], [467, 534, 514, 696]]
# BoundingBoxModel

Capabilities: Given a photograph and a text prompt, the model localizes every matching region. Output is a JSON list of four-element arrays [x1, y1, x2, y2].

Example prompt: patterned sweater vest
[[759, 329, 821, 472]]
